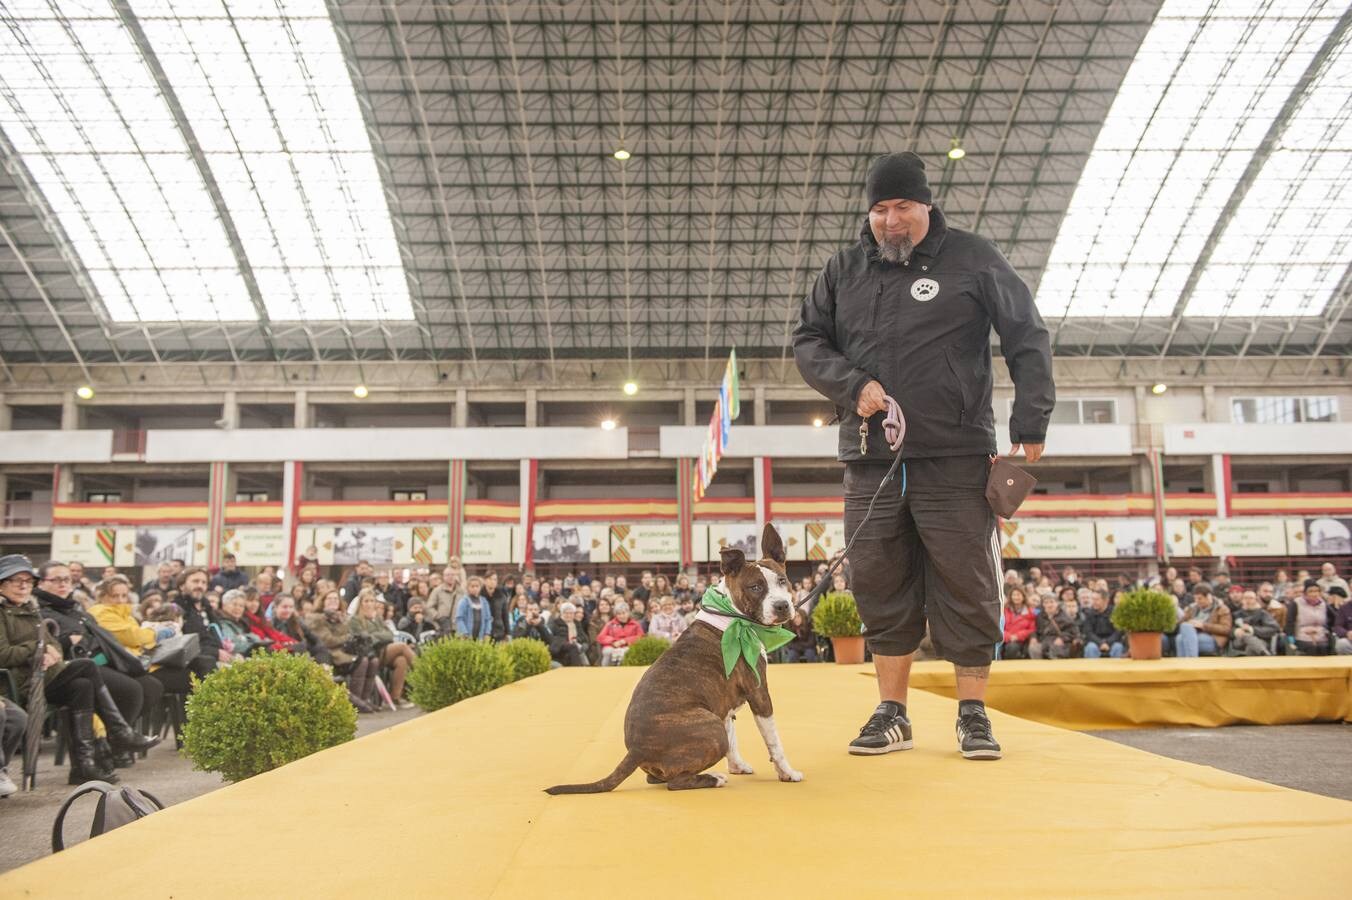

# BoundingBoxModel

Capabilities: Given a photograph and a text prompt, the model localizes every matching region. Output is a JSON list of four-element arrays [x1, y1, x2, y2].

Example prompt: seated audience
[[306, 588, 380, 713], [1286, 580, 1331, 655], [1229, 590, 1280, 656], [1330, 586, 1351, 655], [512, 602, 552, 643], [1030, 594, 1080, 660], [782, 609, 818, 663], [351, 589, 416, 709], [1001, 586, 1036, 660], [597, 600, 643, 666], [646, 596, 688, 643], [548, 601, 590, 667], [1081, 590, 1124, 659], [397, 598, 440, 643], [1176, 584, 1232, 657]]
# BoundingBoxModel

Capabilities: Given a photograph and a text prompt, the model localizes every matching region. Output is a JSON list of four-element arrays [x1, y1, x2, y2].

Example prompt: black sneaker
[[848, 702, 913, 755], [956, 705, 1002, 760]]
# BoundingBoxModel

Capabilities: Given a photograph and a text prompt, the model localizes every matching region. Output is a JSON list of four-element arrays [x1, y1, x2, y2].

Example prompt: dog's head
[[719, 523, 793, 625]]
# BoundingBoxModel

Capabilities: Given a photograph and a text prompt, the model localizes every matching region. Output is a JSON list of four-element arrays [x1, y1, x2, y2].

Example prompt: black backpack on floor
[[52, 781, 165, 852]]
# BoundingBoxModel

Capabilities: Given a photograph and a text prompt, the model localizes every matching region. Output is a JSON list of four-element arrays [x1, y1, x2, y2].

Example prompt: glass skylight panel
[[1186, 22, 1351, 317], [132, 0, 413, 321], [0, 1, 254, 321], [1036, 0, 1344, 319]]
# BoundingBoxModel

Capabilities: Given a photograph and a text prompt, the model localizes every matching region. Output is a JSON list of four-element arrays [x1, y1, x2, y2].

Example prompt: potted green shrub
[[407, 638, 513, 711], [1110, 588, 1179, 660], [812, 591, 865, 664], [182, 651, 356, 782], [619, 635, 671, 666]]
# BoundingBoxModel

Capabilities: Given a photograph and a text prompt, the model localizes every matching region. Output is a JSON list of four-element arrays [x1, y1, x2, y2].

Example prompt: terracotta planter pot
[[1127, 632, 1163, 660], [830, 636, 866, 665]]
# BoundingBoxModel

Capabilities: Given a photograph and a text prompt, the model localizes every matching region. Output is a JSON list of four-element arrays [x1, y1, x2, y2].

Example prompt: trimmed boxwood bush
[[812, 591, 863, 638], [407, 638, 512, 711], [501, 637, 552, 681], [182, 651, 356, 783], [619, 635, 671, 666], [1111, 588, 1179, 634]]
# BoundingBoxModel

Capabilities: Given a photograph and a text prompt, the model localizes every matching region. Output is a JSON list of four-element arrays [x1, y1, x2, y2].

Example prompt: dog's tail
[[544, 751, 639, 795]]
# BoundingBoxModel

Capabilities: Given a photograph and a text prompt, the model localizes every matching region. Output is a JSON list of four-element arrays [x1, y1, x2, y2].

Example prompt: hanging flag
[[695, 350, 740, 503]]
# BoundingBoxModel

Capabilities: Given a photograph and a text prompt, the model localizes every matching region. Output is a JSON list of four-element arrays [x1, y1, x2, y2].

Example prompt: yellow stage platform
[[4, 664, 1351, 898], [907, 657, 1352, 731]]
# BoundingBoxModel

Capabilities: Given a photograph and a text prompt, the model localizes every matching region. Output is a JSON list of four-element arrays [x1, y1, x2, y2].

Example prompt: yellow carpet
[[4, 665, 1351, 898], [907, 657, 1352, 730]]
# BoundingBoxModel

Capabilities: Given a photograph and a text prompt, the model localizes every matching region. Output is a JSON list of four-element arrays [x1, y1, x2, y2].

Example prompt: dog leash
[[794, 394, 907, 613]]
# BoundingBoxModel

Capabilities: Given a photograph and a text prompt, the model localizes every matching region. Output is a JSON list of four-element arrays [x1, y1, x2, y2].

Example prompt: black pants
[[44, 658, 101, 710], [844, 455, 1003, 667], [101, 667, 163, 724]]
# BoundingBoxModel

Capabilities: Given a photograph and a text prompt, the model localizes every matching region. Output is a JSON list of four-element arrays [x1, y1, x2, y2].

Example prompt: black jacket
[[175, 592, 223, 655], [512, 619, 552, 643], [209, 569, 249, 593], [34, 588, 147, 676], [1081, 606, 1122, 646], [793, 208, 1055, 460]]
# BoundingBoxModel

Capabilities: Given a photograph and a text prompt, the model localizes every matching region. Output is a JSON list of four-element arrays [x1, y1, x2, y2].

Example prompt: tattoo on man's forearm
[[953, 665, 990, 681]]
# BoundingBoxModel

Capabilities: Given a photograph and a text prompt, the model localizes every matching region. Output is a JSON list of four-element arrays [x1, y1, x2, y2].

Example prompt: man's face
[[170, 560, 184, 576], [359, 563, 373, 577], [158, 563, 172, 582], [1064, 599, 1079, 617], [102, 565, 118, 580], [183, 571, 208, 599], [1241, 592, 1259, 610], [868, 198, 930, 264], [68, 562, 85, 583], [1195, 591, 1213, 608], [526, 603, 540, 620], [1322, 563, 1336, 578], [1092, 593, 1108, 612], [256, 573, 273, 592], [1305, 586, 1324, 604], [1258, 583, 1274, 601], [223, 557, 237, 572], [486, 575, 498, 591], [1187, 569, 1201, 584]]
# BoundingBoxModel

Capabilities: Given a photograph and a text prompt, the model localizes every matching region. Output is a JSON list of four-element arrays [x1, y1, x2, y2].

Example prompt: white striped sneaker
[[847, 702, 914, 755]]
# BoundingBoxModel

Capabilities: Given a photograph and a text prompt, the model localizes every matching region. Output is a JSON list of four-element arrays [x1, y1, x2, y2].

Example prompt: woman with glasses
[[0, 555, 157, 784]]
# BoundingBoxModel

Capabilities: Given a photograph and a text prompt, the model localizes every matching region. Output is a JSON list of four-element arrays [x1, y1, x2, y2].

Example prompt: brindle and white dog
[[545, 523, 803, 793]]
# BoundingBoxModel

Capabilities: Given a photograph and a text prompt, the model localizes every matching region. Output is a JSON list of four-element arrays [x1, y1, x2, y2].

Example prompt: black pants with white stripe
[[843, 455, 1002, 667]]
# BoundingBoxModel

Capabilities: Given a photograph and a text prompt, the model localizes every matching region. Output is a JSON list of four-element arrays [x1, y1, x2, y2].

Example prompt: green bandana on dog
[[699, 585, 794, 684]]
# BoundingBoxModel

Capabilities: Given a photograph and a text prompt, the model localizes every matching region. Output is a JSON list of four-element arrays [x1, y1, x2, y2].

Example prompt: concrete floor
[[0, 706, 423, 874], [1088, 723, 1352, 801]]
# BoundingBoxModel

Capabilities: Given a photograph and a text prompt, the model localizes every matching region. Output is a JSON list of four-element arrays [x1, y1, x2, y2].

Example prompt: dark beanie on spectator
[[1328, 585, 1348, 598], [866, 152, 932, 208], [1304, 578, 1322, 590]]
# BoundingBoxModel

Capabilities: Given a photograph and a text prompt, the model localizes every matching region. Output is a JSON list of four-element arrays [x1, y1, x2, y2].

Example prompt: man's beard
[[876, 233, 914, 264]]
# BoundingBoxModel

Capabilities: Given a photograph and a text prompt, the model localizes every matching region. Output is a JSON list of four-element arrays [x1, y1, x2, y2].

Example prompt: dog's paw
[[710, 772, 728, 787], [776, 767, 804, 783], [727, 759, 755, 775]]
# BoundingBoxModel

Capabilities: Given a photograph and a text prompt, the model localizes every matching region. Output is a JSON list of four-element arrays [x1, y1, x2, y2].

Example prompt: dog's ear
[[761, 523, 786, 565], [719, 547, 745, 576]]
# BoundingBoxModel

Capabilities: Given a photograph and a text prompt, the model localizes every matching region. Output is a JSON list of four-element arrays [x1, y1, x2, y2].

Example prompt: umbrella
[[22, 617, 58, 791]]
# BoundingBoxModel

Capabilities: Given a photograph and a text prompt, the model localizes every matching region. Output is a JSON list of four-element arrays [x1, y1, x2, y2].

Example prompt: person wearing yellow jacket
[[88, 575, 193, 695]]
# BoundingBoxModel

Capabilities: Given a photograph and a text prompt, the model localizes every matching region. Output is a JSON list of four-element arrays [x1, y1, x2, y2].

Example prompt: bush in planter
[[1110, 588, 1179, 634], [408, 638, 513, 712], [619, 635, 671, 666], [182, 651, 356, 783], [812, 591, 863, 638], [500, 638, 552, 681]]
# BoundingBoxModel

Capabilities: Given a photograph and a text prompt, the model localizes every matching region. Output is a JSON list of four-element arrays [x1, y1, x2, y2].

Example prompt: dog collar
[[698, 584, 794, 685]]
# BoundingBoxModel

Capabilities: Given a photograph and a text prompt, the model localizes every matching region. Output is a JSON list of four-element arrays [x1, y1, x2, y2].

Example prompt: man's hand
[[1009, 443, 1045, 463], [855, 380, 887, 418], [1100, 642, 1110, 653]]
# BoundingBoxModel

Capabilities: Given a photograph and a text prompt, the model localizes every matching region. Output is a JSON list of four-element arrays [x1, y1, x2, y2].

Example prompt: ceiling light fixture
[[623, 381, 639, 396], [600, 418, 617, 431], [812, 417, 824, 428], [947, 138, 965, 160], [613, 148, 631, 161], [353, 385, 369, 399], [75, 385, 94, 400], [1151, 383, 1168, 395]]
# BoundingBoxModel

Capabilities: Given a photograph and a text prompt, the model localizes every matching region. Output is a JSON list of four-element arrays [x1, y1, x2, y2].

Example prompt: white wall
[[0, 430, 113, 463], [1164, 423, 1352, 456]]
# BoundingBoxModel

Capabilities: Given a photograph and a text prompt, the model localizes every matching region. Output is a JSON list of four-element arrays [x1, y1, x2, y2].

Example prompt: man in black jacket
[[793, 152, 1054, 761], [176, 567, 223, 678]]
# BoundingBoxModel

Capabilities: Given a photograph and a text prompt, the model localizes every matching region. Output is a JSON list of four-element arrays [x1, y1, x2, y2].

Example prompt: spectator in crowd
[[454, 577, 494, 641], [66, 561, 95, 606], [1223, 584, 1245, 613], [512, 602, 552, 643], [0, 694, 24, 797], [0, 555, 158, 784], [1030, 594, 1080, 660], [270, 595, 328, 661], [254, 571, 277, 611], [351, 589, 416, 709], [647, 596, 688, 643], [507, 594, 529, 635], [1229, 590, 1280, 656], [209, 553, 249, 593], [242, 592, 293, 653], [673, 573, 693, 603], [426, 568, 462, 632], [374, 570, 406, 618], [483, 573, 511, 642], [1176, 584, 1232, 657], [215, 589, 266, 661], [176, 568, 227, 675], [1000, 586, 1036, 659], [1287, 580, 1331, 655], [35, 562, 164, 764], [586, 596, 613, 664], [1318, 563, 1348, 595], [307, 588, 379, 712], [343, 561, 374, 602], [597, 600, 643, 666], [548, 601, 590, 667], [1081, 590, 1124, 659], [1330, 586, 1352, 655], [632, 572, 653, 604], [783, 608, 819, 663], [630, 597, 649, 634], [397, 598, 440, 643], [142, 562, 175, 598]]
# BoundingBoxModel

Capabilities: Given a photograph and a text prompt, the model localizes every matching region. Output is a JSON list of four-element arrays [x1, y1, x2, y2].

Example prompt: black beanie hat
[[866, 152, 932, 208]]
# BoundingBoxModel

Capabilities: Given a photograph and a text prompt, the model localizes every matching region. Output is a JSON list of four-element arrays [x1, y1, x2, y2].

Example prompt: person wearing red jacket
[[1001, 586, 1037, 660], [597, 600, 644, 666], [242, 593, 299, 653]]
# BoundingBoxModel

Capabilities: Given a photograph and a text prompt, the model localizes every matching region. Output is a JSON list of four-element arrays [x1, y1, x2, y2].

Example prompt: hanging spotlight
[[613, 148, 631, 161], [75, 385, 94, 400], [947, 138, 966, 160], [623, 381, 639, 396], [600, 418, 617, 431], [812, 417, 824, 428], [353, 385, 369, 399], [1151, 383, 1168, 395]]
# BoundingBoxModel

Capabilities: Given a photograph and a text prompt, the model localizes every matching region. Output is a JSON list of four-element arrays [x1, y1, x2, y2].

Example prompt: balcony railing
[[2, 500, 53, 528]]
